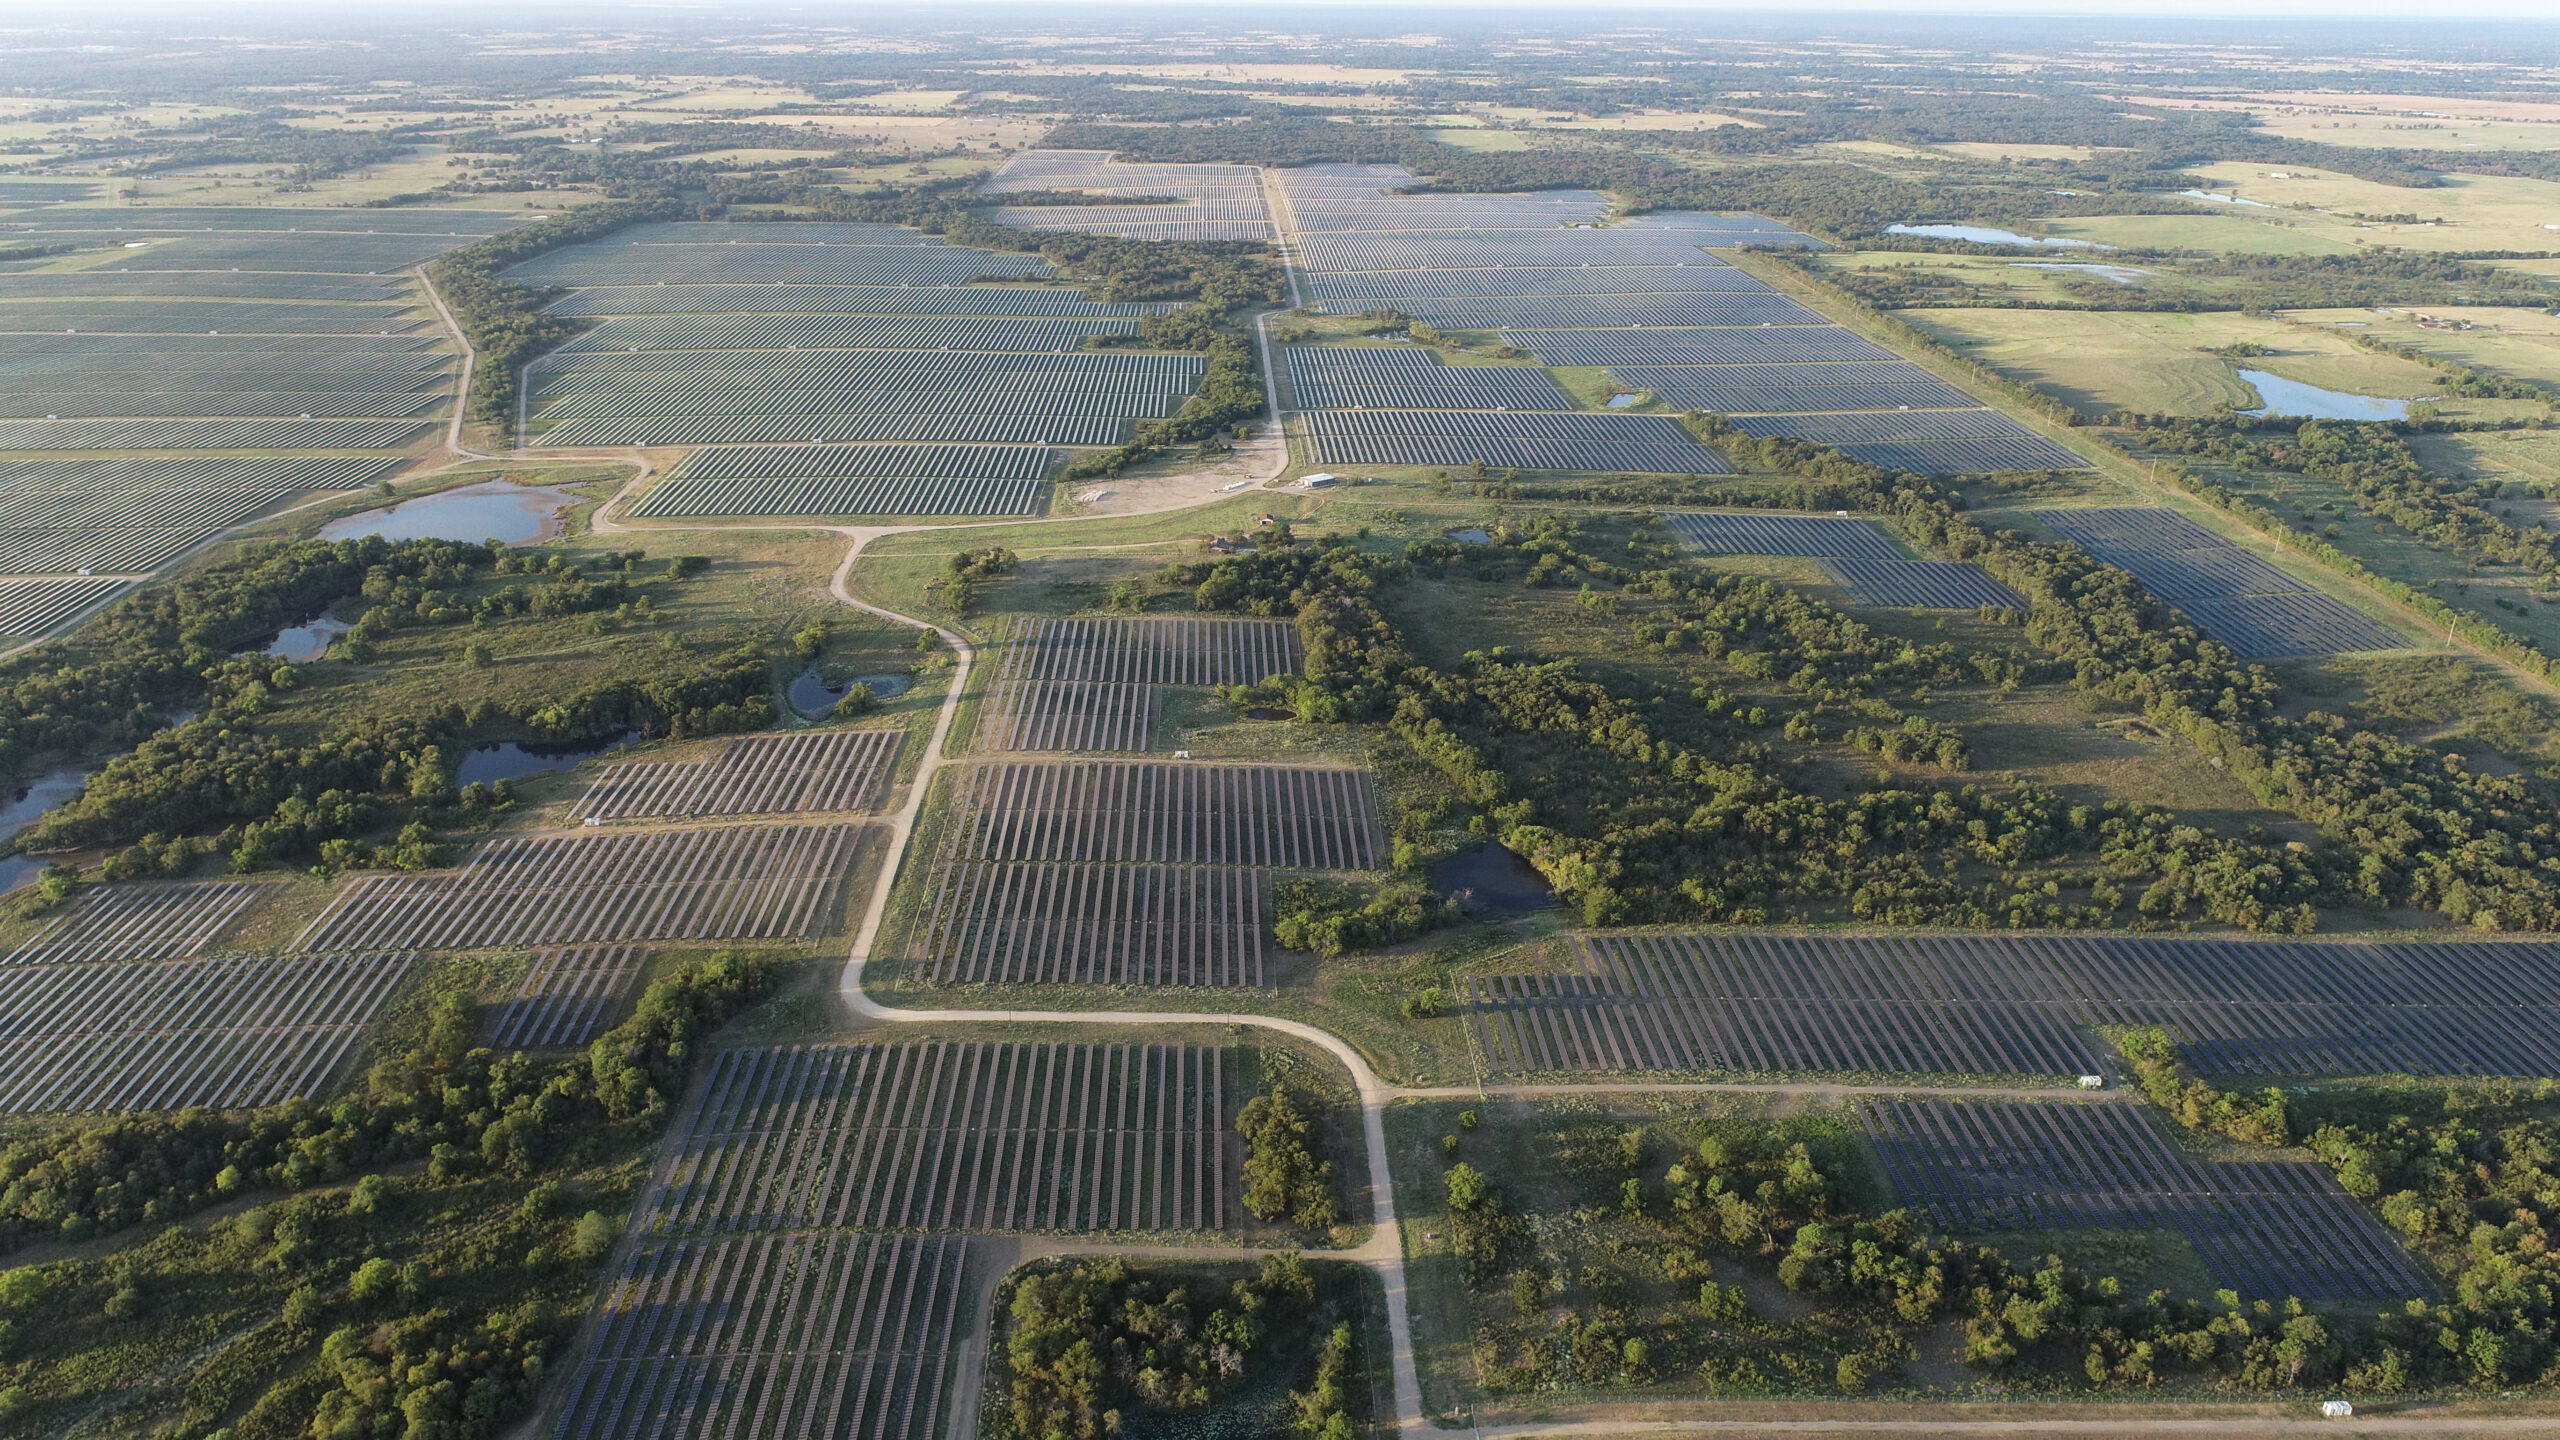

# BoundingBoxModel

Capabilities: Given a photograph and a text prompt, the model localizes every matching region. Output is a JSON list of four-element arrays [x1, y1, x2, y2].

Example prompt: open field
[[2289, 304, 2560, 396], [1896, 307, 2482, 418]]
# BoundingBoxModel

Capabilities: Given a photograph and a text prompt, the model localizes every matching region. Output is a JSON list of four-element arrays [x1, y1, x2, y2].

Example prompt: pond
[[0, 767, 92, 895], [320, 480, 583, 546], [1430, 842, 1557, 918], [1885, 223, 2112, 250], [457, 732, 635, 786], [1604, 392, 1644, 408], [2238, 368, 2411, 422], [2181, 189, 2277, 209], [1449, 527, 1493, 545], [2012, 262, 2154, 286], [261, 616, 351, 663], [789, 666, 911, 718]]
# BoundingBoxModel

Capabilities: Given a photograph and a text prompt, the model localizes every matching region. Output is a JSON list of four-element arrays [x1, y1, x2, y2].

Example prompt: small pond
[[261, 616, 351, 663], [1430, 842, 1558, 918], [789, 666, 911, 718], [2012, 262, 2154, 286], [1604, 392, 1644, 408], [320, 480, 582, 546], [2238, 368, 2411, 422], [0, 767, 92, 895], [1449, 527, 1493, 545], [457, 732, 635, 786], [2181, 189, 2276, 209], [1885, 223, 2111, 250]]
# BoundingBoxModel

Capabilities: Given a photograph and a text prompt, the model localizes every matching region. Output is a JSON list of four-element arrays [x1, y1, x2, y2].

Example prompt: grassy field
[[1894, 308, 2488, 418], [2037, 211, 2360, 255], [2165, 161, 2560, 254], [2239, 112, 2560, 152], [2287, 305, 2560, 397], [2410, 428, 2560, 494]]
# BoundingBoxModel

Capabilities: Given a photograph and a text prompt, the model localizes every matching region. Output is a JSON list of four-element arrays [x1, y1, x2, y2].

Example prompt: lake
[[321, 480, 583, 546], [2238, 369, 2411, 422], [0, 767, 92, 894], [458, 732, 635, 785], [1885, 223, 2111, 250]]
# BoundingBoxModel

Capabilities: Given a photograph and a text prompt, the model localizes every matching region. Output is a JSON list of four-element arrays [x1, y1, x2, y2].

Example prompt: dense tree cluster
[[995, 1254, 1359, 1440], [11, 543, 768, 871], [1181, 528, 2314, 931], [1238, 1085, 1342, 1231], [1692, 416, 2560, 930]]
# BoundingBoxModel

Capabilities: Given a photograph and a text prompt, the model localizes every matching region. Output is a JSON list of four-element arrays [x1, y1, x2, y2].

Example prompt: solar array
[[1862, 1098, 2427, 1303], [1664, 511, 1908, 561], [1819, 558, 2024, 609], [1284, 346, 1571, 410], [0, 217, 456, 618], [1271, 164, 2077, 477], [2037, 507, 2403, 656], [520, 220, 1209, 476], [1464, 930, 2560, 1080], [980, 149, 1275, 241], [1301, 409, 1730, 474], [635, 443, 1055, 518]]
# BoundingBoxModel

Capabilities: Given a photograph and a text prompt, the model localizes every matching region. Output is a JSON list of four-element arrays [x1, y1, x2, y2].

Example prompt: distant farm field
[[1896, 308, 2473, 418]]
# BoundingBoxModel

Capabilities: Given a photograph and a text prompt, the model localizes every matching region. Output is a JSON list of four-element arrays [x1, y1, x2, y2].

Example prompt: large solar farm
[[10, 17, 2560, 1427], [0, 202, 506, 634]]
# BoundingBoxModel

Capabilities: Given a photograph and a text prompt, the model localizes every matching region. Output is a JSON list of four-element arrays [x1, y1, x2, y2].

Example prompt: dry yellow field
[[2285, 306, 2560, 395], [1899, 309, 2480, 419]]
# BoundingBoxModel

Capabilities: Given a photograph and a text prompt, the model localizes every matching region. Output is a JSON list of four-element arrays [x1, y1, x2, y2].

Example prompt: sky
[[3, 0, 2555, 30]]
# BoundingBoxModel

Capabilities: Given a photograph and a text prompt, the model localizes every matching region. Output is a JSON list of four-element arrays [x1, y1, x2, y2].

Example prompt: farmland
[[984, 148, 1276, 240]]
